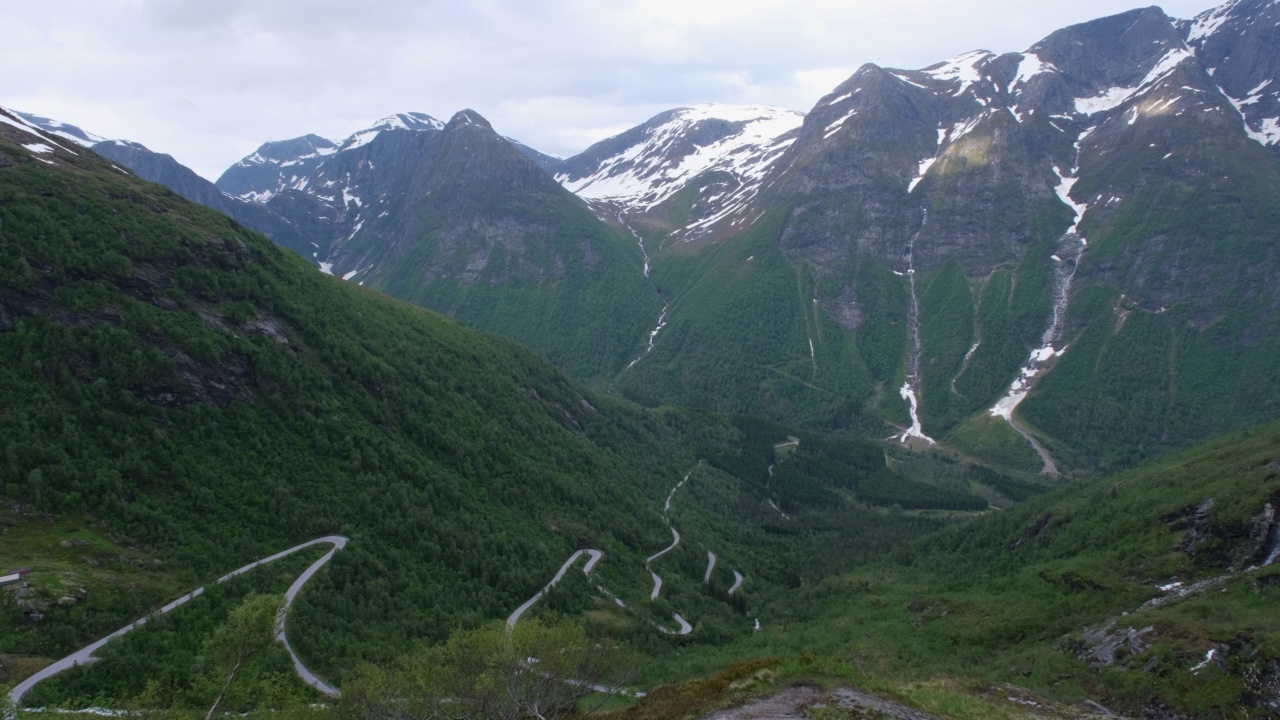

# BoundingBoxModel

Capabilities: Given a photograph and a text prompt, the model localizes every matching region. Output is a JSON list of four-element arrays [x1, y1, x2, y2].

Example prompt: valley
[[2, 0, 1280, 717]]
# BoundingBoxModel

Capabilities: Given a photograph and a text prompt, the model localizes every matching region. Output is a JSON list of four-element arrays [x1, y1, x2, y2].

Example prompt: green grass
[[658, 420, 1280, 717], [943, 414, 1045, 475]]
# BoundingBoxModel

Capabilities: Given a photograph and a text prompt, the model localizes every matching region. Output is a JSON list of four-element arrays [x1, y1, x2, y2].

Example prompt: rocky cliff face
[[763, 3, 1280, 290]]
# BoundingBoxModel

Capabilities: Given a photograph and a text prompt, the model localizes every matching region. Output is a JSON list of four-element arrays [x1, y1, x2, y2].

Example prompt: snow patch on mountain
[[1186, 0, 1237, 43], [1074, 48, 1194, 115], [1052, 166, 1089, 236], [908, 157, 936, 193], [1009, 53, 1058, 94], [823, 108, 860, 138], [340, 112, 446, 153], [14, 112, 106, 148], [949, 111, 989, 143], [889, 72, 928, 89], [922, 50, 995, 97], [1218, 83, 1280, 146], [0, 110, 79, 156], [989, 346, 1066, 421]]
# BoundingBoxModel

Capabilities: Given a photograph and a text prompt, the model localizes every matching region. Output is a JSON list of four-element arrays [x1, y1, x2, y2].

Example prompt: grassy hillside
[[687, 420, 1280, 717]]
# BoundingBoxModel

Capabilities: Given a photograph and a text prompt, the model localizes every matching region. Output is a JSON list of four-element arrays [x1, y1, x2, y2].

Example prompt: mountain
[[212, 109, 659, 382], [606, 0, 1280, 475], [214, 132, 342, 203], [1179, 0, 1280, 147], [556, 104, 804, 242], [6, 94, 1279, 715], [2, 104, 676, 661]]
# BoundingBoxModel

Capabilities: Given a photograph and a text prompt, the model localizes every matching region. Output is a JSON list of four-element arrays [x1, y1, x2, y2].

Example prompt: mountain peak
[[445, 109, 494, 132]]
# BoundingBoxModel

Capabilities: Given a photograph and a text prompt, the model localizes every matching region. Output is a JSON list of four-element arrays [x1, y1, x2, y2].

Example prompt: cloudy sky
[[4, 0, 1216, 181]]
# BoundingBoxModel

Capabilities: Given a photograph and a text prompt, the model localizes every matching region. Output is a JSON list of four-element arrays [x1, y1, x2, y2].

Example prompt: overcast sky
[[3, 0, 1217, 181]]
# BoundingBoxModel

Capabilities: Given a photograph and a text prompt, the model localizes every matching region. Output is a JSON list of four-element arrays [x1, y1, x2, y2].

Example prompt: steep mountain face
[[212, 109, 657, 381], [214, 132, 341, 202], [214, 113, 448, 265], [611, 0, 1280, 474], [1180, 0, 1280, 148], [336, 110, 660, 381], [18, 0, 1275, 477], [556, 104, 804, 241]]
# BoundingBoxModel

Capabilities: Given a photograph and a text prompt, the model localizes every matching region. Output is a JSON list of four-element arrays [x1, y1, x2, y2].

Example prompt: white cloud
[[1, 0, 1219, 180]]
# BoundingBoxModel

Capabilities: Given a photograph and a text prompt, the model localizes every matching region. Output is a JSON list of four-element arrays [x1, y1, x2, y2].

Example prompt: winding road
[[10, 536, 348, 705], [646, 528, 680, 600], [505, 549, 603, 629], [728, 571, 744, 596], [21, 464, 759, 707]]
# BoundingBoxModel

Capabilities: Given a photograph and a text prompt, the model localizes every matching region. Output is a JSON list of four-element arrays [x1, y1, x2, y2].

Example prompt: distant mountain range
[[13, 0, 1280, 476]]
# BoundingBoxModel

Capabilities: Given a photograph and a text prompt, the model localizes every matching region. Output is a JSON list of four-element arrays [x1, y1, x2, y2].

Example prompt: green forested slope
[[740, 421, 1280, 717], [0, 125, 706, 672]]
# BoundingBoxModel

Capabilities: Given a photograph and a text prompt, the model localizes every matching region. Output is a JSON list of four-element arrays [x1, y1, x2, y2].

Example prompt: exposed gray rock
[[1078, 621, 1155, 666], [1242, 493, 1280, 568], [1184, 498, 1215, 557]]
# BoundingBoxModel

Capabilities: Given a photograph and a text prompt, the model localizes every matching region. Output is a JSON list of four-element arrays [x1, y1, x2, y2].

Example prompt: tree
[[201, 593, 282, 720], [341, 617, 628, 720]]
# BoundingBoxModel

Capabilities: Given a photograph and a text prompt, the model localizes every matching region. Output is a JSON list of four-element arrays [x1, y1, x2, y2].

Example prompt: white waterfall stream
[[896, 209, 936, 445], [987, 142, 1091, 475], [618, 211, 668, 371]]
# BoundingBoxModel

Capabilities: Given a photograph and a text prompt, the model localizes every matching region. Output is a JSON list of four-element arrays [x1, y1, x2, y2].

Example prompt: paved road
[[646, 527, 680, 600], [274, 537, 349, 697], [506, 549, 603, 629], [728, 570, 744, 596], [9, 536, 348, 705]]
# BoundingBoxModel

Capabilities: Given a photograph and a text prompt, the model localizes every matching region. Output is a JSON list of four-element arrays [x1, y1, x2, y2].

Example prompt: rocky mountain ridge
[[554, 104, 804, 241]]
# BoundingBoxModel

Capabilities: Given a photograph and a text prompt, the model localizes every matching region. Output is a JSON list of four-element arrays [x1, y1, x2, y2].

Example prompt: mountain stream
[[895, 209, 936, 445], [618, 211, 670, 371], [987, 145, 1090, 475]]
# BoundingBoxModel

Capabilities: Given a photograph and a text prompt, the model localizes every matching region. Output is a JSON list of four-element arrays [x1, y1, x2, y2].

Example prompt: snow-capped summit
[[338, 112, 445, 152], [216, 113, 447, 202], [556, 104, 804, 238]]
